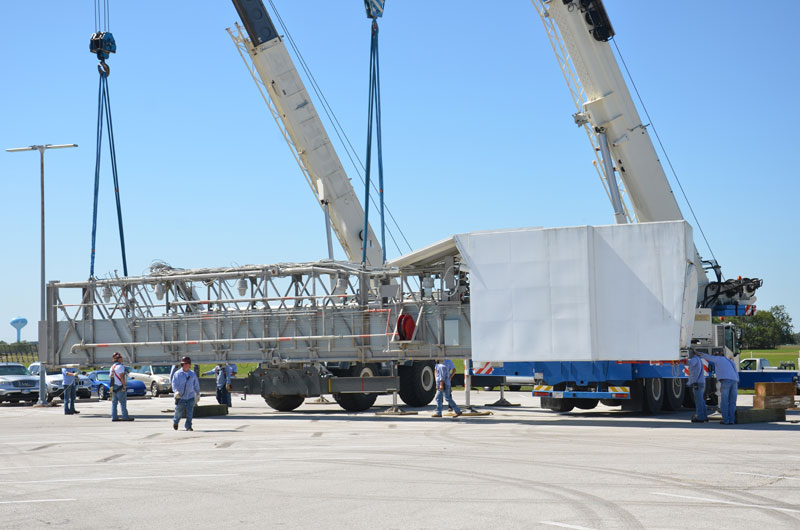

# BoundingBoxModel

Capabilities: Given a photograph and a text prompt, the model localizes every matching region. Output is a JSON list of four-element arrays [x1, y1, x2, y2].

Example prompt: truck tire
[[508, 385, 522, 392], [332, 363, 379, 412], [643, 378, 664, 414], [574, 398, 599, 410], [662, 378, 685, 411], [398, 361, 436, 407], [600, 399, 622, 407], [264, 395, 304, 412]]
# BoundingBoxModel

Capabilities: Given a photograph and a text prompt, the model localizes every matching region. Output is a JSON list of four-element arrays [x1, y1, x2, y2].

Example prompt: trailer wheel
[[398, 361, 436, 407], [600, 399, 622, 407], [508, 385, 522, 392], [332, 363, 379, 412], [643, 378, 664, 414], [264, 395, 304, 412], [662, 378, 685, 411], [574, 398, 599, 410]]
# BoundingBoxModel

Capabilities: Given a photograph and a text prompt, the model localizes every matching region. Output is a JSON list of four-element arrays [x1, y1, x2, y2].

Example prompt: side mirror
[[735, 329, 742, 340], [145, 371, 151, 375]]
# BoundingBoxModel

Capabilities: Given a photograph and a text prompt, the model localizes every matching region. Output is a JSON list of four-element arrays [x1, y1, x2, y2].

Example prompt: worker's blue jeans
[[111, 387, 129, 420], [216, 386, 229, 406], [435, 386, 461, 415], [692, 380, 707, 420], [63, 384, 76, 414], [173, 397, 195, 429], [719, 379, 738, 424]]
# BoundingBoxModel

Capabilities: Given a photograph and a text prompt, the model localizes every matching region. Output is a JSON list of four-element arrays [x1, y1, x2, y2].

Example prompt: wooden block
[[755, 382, 796, 397], [736, 406, 786, 424], [753, 395, 794, 410]]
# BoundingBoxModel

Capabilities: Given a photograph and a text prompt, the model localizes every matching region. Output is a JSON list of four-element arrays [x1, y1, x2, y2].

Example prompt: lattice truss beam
[[44, 261, 470, 367]]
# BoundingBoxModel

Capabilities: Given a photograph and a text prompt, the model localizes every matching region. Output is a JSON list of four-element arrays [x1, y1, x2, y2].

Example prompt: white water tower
[[10, 317, 27, 343]]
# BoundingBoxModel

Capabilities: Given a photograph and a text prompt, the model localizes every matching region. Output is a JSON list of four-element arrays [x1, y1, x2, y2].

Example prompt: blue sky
[[1, 1, 798, 343]]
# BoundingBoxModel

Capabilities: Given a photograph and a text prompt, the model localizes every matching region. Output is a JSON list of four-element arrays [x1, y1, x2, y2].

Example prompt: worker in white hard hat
[[109, 352, 134, 422]]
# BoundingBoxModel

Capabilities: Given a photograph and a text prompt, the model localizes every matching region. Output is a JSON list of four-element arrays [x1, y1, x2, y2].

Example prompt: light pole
[[6, 143, 78, 406]]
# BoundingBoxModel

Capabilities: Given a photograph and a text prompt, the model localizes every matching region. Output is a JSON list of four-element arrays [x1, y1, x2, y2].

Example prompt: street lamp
[[6, 143, 78, 406]]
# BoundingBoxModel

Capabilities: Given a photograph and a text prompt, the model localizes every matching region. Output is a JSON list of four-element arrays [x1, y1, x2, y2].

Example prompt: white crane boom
[[230, 0, 382, 266], [534, 0, 711, 296]]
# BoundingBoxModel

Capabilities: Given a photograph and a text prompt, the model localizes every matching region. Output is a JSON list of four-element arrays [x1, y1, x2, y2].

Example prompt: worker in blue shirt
[[171, 356, 201, 431], [686, 351, 707, 423], [61, 366, 80, 415], [433, 359, 461, 418], [225, 364, 237, 407], [203, 364, 231, 406], [699, 351, 739, 425]]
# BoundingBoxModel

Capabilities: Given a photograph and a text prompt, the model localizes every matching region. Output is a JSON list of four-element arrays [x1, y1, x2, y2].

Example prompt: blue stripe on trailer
[[532, 390, 630, 399]]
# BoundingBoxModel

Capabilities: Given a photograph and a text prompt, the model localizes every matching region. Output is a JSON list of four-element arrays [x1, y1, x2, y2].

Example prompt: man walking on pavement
[[172, 356, 200, 431], [61, 365, 80, 415], [203, 363, 230, 406], [109, 352, 134, 422], [433, 359, 461, 418], [686, 351, 707, 423], [699, 351, 739, 425]]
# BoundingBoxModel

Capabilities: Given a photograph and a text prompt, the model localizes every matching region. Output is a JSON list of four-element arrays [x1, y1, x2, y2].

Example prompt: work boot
[[173, 422, 178, 431]]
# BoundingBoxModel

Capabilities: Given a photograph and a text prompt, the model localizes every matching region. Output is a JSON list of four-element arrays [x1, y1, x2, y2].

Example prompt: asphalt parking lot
[[0, 391, 798, 530]]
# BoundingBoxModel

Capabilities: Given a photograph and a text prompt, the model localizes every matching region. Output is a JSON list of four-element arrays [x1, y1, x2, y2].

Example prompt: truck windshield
[[724, 327, 739, 355]]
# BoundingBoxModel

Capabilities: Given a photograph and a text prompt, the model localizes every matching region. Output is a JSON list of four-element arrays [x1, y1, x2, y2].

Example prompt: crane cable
[[611, 39, 720, 276], [266, 0, 412, 258], [361, 16, 385, 265], [89, 0, 128, 278]]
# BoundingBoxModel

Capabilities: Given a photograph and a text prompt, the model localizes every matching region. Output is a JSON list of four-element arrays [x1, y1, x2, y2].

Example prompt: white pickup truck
[[739, 357, 800, 392]]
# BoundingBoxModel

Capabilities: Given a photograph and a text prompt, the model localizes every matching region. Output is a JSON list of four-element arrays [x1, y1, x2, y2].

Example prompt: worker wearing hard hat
[[109, 352, 134, 422], [171, 356, 200, 431]]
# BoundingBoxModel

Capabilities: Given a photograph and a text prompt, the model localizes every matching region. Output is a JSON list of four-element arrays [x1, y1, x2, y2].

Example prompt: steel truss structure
[[42, 260, 470, 368]]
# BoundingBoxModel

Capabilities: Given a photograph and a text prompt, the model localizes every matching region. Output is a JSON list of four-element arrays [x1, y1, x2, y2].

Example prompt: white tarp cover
[[454, 221, 697, 362]]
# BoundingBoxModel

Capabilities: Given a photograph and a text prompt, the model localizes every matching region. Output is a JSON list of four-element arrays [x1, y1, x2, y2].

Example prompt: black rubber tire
[[662, 378, 686, 411], [99, 387, 109, 401], [600, 399, 622, 407], [332, 363, 379, 412], [398, 361, 436, 407], [264, 395, 304, 412], [508, 385, 522, 392], [574, 398, 599, 410], [151, 382, 160, 398], [643, 378, 664, 414], [333, 392, 378, 412]]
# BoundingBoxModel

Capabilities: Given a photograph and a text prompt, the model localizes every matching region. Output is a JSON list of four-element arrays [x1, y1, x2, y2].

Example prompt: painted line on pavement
[[735, 472, 800, 481], [0, 473, 237, 485], [0, 460, 254, 472], [0, 498, 76, 505], [652, 492, 800, 514], [540, 522, 599, 530]]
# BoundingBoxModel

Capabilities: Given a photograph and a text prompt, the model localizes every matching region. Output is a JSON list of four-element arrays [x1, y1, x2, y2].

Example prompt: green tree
[[769, 305, 794, 344]]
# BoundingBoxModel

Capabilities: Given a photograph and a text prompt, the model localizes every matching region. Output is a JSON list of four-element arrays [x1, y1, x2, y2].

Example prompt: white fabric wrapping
[[454, 221, 696, 362]]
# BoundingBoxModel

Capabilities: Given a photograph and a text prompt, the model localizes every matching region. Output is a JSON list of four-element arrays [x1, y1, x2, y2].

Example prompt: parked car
[[0, 363, 41, 404], [128, 364, 175, 397], [86, 370, 147, 400], [28, 362, 93, 402]]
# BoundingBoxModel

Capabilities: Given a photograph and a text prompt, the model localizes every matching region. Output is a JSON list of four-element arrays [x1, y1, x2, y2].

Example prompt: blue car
[[86, 370, 147, 400]]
